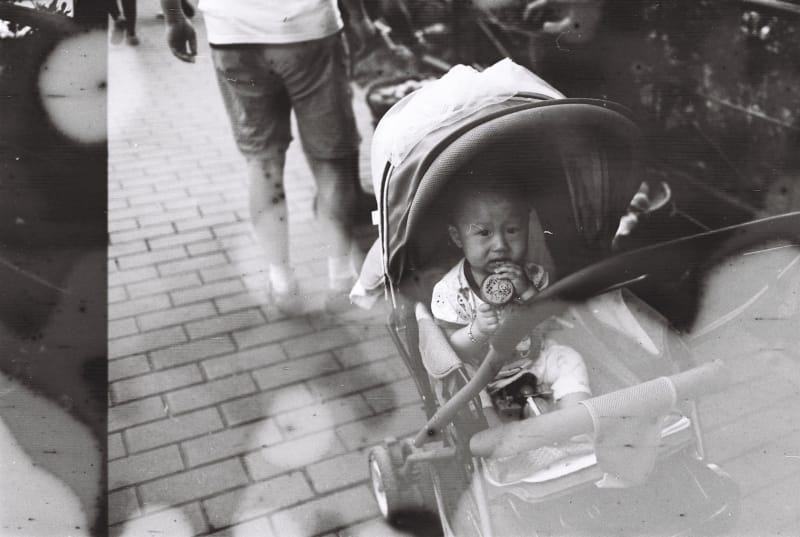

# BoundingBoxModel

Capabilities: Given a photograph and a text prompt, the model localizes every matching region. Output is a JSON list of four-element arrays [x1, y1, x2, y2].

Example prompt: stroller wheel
[[368, 445, 415, 524]]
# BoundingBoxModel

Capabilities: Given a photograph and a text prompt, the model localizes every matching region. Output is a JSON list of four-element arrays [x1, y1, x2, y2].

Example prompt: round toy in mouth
[[481, 274, 514, 306]]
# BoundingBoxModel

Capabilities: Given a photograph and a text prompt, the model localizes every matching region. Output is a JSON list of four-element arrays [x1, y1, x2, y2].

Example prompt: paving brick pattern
[[108, 5, 799, 536], [107, 6, 418, 536]]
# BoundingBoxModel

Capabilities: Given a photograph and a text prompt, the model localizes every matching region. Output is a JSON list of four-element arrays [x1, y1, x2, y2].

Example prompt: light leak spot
[[0, 406, 89, 536], [37, 30, 107, 145]]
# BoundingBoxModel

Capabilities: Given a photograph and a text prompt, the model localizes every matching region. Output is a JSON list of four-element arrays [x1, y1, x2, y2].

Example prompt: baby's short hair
[[448, 170, 532, 223]]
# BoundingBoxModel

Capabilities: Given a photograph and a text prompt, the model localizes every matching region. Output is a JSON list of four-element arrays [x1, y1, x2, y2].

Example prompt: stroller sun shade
[[380, 98, 645, 289], [351, 60, 648, 309]]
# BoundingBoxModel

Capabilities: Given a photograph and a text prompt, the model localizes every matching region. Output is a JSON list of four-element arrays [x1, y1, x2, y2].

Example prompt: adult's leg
[[107, 0, 121, 20], [306, 153, 358, 289], [120, 0, 137, 44], [210, 46, 298, 308], [108, 0, 126, 44], [180, 0, 195, 18], [285, 34, 362, 293], [247, 152, 290, 271]]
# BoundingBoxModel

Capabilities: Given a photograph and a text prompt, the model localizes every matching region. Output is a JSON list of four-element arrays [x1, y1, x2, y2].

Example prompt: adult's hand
[[348, 14, 378, 59], [165, 18, 197, 63], [340, 0, 380, 59]]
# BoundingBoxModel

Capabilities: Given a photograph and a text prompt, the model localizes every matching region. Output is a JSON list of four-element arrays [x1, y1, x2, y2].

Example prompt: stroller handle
[[469, 359, 729, 458]]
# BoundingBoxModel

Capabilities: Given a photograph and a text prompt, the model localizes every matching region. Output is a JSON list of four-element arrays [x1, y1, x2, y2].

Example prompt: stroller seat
[[415, 296, 697, 495]]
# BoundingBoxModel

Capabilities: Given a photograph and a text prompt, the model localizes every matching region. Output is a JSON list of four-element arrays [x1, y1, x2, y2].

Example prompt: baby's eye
[[477, 229, 491, 237]]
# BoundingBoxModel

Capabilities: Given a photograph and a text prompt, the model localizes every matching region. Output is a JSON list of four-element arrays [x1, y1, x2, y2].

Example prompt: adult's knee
[[246, 153, 286, 182]]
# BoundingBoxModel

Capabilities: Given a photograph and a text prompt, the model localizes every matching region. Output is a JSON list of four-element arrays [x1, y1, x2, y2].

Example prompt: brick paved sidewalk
[[107, 5, 422, 536]]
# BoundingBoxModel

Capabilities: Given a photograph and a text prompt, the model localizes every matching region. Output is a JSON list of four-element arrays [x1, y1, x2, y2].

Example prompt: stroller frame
[[363, 89, 800, 536]]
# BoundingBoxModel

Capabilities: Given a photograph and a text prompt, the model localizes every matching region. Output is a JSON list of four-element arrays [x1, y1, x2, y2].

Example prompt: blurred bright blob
[[0, 415, 89, 537], [37, 29, 107, 145], [257, 400, 337, 469]]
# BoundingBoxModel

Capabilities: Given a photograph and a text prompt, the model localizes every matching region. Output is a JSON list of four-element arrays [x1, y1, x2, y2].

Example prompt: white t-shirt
[[198, 0, 344, 45]]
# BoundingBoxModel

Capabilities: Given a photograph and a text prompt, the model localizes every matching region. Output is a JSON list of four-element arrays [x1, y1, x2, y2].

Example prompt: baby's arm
[[432, 277, 499, 362], [540, 342, 592, 408], [431, 279, 502, 424], [446, 303, 498, 363], [556, 390, 589, 409], [444, 307, 506, 427]]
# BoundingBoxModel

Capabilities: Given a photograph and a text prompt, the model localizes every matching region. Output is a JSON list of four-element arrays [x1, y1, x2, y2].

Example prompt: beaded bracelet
[[467, 321, 479, 344]]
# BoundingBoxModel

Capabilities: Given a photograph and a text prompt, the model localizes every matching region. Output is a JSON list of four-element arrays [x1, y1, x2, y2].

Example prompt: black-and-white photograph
[[3, 0, 800, 536]]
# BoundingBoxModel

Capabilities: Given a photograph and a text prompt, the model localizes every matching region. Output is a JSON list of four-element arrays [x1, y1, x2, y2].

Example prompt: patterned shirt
[[431, 259, 548, 325], [431, 259, 549, 358], [430, 259, 590, 400]]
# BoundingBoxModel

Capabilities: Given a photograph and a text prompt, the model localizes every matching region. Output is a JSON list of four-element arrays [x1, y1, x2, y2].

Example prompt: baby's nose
[[491, 234, 509, 250]]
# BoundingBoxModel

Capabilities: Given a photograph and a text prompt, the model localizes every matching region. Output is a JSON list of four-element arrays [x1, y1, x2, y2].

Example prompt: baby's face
[[449, 194, 530, 280]]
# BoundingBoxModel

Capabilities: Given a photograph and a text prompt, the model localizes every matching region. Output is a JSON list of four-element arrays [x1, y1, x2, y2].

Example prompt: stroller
[[354, 60, 799, 536]]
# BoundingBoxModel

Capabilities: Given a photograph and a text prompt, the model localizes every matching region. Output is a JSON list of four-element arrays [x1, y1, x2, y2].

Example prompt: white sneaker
[[269, 278, 304, 316]]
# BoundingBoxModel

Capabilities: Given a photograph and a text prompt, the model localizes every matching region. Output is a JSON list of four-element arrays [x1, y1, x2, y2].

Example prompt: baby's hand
[[493, 262, 532, 297], [474, 303, 499, 337]]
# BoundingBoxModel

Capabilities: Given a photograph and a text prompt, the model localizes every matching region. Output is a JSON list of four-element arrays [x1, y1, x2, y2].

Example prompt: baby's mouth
[[487, 259, 510, 271]]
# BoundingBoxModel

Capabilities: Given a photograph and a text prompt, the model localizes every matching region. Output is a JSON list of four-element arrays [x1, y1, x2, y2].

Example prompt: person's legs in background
[[289, 33, 363, 306], [107, 0, 121, 19], [180, 0, 195, 18], [212, 35, 365, 314], [107, 0, 126, 44], [120, 0, 138, 45], [210, 46, 302, 312], [107, 0, 138, 45], [306, 154, 359, 292], [246, 152, 298, 310]]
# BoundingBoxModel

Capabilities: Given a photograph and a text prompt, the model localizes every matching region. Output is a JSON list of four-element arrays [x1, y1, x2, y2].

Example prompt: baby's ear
[[448, 225, 462, 248]]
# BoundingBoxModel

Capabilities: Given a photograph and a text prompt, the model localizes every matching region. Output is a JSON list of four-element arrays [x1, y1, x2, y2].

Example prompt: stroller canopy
[[356, 60, 646, 305]]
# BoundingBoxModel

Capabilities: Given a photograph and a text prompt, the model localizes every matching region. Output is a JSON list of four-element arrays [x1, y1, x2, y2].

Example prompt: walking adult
[[159, 0, 376, 313]]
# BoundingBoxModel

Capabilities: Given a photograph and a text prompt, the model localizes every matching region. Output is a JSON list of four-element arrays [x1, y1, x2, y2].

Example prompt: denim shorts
[[210, 32, 360, 160]]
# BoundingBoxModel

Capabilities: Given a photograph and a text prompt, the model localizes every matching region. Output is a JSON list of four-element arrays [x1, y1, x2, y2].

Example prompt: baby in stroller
[[432, 175, 591, 427], [357, 60, 742, 535]]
